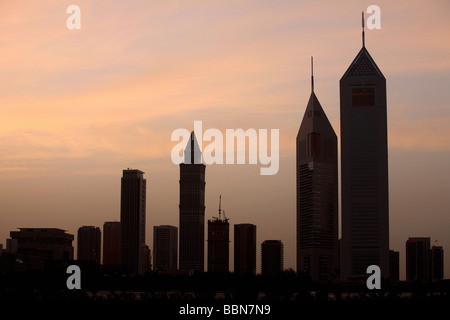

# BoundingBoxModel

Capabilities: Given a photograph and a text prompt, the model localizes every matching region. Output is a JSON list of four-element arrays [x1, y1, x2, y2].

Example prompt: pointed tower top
[[362, 11, 365, 48], [183, 131, 202, 164], [340, 13, 385, 81], [340, 46, 385, 80], [297, 57, 337, 141]]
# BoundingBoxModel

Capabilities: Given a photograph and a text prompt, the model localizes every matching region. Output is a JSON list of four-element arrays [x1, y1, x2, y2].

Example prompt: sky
[[0, 0, 449, 280]]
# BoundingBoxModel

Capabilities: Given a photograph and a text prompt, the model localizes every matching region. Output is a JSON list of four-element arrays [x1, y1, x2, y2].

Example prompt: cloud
[[1, 0, 449, 170], [389, 115, 450, 151]]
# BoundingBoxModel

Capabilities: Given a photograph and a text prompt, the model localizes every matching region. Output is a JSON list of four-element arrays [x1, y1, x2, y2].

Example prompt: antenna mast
[[362, 11, 365, 47], [218, 195, 222, 220], [311, 56, 314, 93]]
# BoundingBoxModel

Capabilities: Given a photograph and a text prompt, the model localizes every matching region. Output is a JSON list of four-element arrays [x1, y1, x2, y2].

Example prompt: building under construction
[[207, 196, 230, 273]]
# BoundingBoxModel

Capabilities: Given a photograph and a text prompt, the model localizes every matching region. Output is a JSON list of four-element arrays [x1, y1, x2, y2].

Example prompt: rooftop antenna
[[310, 56, 315, 118], [311, 56, 314, 93], [218, 195, 222, 221], [362, 11, 365, 48]]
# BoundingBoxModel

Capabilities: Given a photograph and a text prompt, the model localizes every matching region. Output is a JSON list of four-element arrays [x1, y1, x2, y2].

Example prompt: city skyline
[[1, 1, 450, 280]]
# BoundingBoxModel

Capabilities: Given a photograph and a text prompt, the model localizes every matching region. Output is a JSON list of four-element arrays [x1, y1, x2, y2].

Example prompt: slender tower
[[296, 58, 339, 281], [179, 131, 206, 272], [340, 14, 389, 280], [120, 169, 146, 276], [234, 223, 257, 275]]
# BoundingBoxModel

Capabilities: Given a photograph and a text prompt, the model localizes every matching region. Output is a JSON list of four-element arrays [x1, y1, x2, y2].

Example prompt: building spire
[[362, 11, 365, 48], [310, 56, 316, 117], [190, 132, 195, 164], [218, 195, 222, 220], [184, 131, 202, 164], [311, 56, 314, 93]]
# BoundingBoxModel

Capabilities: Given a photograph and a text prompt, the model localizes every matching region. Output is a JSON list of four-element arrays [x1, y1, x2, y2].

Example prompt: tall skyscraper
[[153, 225, 178, 273], [261, 240, 284, 276], [234, 223, 256, 275], [207, 196, 229, 273], [296, 57, 338, 281], [179, 132, 206, 273], [431, 245, 444, 281], [77, 226, 101, 264], [120, 169, 146, 276], [406, 237, 431, 282], [103, 221, 120, 266], [340, 17, 390, 280]]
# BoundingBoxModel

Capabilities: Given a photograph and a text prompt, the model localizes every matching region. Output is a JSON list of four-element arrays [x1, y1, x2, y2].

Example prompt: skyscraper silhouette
[[406, 237, 431, 282], [389, 250, 400, 281], [340, 17, 390, 280], [207, 196, 229, 273], [179, 132, 206, 272], [120, 169, 146, 276], [296, 57, 338, 281], [153, 225, 178, 273], [261, 240, 284, 276], [234, 223, 257, 275], [103, 221, 120, 266], [431, 245, 444, 281], [77, 226, 101, 264]]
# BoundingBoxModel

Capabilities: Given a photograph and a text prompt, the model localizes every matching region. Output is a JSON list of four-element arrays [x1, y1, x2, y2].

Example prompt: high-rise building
[[10, 228, 74, 261], [153, 225, 178, 273], [261, 240, 284, 276], [431, 245, 444, 281], [179, 132, 206, 273], [296, 57, 338, 281], [234, 223, 256, 275], [77, 226, 101, 264], [207, 196, 229, 273], [120, 169, 146, 276], [406, 237, 431, 282], [340, 18, 390, 280], [103, 221, 120, 266], [389, 250, 400, 281]]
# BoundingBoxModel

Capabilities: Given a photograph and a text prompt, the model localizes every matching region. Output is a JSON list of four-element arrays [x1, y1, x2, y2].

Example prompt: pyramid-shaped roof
[[183, 131, 202, 164], [297, 89, 336, 140], [302, 91, 333, 125], [341, 46, 385, 80]]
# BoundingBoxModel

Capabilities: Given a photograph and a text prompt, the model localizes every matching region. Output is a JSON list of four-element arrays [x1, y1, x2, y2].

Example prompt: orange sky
[[1, 0, 450, 279]]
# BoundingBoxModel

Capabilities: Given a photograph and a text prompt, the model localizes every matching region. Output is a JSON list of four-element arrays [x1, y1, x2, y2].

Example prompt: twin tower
[[176, 23, 390, 280], [296, 29, 389, 281]]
